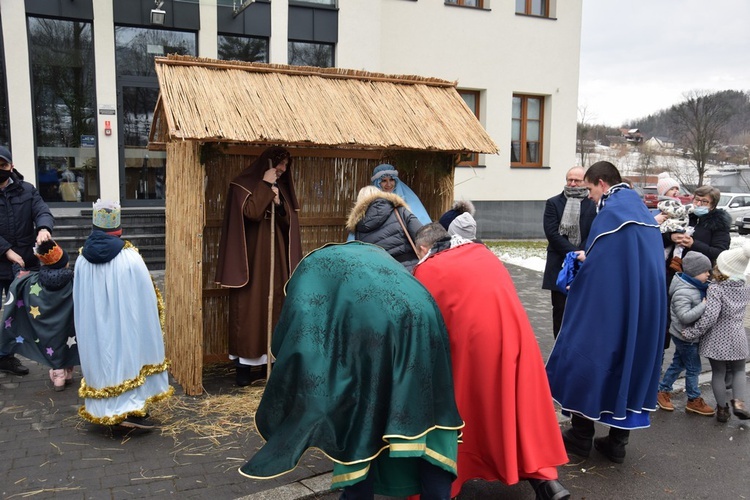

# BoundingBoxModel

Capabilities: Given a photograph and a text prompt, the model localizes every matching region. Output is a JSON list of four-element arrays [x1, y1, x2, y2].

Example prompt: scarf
[[559, 186, 589, 246], [678, 273, 710, 299]]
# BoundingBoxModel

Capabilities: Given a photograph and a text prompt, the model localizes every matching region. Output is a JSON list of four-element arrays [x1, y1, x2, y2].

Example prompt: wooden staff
[[266, 160, 276, 382]]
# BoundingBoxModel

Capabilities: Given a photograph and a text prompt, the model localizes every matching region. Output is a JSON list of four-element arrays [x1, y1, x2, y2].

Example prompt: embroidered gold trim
[[425, 448, 457, 469], [78, 359, 171, 399], [330, 464, 370, 485], [78, 386, 174, 425], [389, 442, 427, 452]]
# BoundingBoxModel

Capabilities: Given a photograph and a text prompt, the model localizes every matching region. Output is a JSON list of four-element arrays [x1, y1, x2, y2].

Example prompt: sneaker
[[716, 404, 730, 423], [731, 399, 750, 420], [0, 355, 29, 376], [119, 415, 157, 430], [657, 391, 674, 411], [686, 397, 716, 416]]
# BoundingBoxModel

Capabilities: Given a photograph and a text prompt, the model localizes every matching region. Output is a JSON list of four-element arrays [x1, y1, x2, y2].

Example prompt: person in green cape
[[240, 241, 464, 499]]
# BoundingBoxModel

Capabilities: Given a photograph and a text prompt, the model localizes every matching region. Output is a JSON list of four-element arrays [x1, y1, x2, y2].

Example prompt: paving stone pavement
[[1, 264, 748, 500]]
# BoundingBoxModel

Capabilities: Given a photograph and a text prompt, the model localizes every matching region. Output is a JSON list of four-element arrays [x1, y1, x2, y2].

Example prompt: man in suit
[[542, 166, 596, 338]]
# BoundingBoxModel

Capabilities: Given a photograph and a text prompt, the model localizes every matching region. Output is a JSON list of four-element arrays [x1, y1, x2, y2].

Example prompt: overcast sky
[[578, 0, 750, 127]]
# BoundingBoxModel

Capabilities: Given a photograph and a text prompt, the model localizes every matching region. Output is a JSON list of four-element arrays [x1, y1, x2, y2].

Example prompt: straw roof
[[151, 55, 498, 154]]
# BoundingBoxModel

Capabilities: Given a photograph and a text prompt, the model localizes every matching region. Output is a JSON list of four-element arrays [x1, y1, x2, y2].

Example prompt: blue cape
[[546, 188, 667, 429]]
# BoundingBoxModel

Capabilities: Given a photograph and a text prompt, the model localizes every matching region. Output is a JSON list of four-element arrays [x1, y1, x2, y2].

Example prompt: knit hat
[[448, 212, 477, 240], [438, 200, 476, 230], [34, 239, 69, 269], [681, 252, 711, 278], [92, 199, 121, 235], [716, 244, 750, 280], [656, 173, 680, 197]]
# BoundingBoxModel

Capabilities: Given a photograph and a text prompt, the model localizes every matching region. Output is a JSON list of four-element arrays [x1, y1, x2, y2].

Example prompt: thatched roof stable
[[150, 55, 498, 154]]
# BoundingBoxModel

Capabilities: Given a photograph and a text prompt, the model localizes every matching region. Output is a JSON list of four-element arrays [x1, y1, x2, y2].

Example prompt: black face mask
[[0, 170, 11, 183]]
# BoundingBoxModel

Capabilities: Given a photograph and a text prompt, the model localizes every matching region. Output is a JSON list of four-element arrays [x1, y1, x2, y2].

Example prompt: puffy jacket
[[668, 273, 707, 342], [346, 191, 423, 271], [0, 172, 54, 281]]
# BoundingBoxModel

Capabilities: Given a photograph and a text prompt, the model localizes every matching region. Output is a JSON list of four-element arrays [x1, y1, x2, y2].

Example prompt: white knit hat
[[716, 244, 750, 281], [448, 212, 477, 239], [656, 173, 680, 197]]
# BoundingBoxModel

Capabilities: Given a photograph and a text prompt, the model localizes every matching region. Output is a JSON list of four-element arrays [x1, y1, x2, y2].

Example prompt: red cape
[[414, 243, 567, 496]]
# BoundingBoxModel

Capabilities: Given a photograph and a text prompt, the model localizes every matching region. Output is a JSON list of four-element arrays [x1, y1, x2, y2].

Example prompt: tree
[[670, 90, 735, 186], [576, 106, 595, 167]]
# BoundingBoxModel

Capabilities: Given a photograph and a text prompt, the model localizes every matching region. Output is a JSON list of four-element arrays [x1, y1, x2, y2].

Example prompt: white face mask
[[693, 207, 709, 217]]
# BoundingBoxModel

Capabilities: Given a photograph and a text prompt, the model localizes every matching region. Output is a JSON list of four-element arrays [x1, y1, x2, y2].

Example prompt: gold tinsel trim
[[78, 359, 172, 399], [78, 386, 175, 426]]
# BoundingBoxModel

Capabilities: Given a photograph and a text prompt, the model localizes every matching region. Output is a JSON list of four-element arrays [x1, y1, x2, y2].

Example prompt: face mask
[[693, 207, 709, 217], [0, 170, 11, 182]]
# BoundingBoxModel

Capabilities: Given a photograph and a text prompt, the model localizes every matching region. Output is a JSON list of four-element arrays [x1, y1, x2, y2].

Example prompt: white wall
[[338, 0, 583, 202]]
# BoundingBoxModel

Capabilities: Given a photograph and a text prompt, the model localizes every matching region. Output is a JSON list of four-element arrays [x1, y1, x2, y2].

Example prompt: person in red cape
[[215, 146, 302, 386], [413, 223, 570, 500]]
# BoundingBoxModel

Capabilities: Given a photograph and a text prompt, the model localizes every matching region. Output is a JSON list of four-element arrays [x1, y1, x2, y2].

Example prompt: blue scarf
[[678, 272, 709, 299]]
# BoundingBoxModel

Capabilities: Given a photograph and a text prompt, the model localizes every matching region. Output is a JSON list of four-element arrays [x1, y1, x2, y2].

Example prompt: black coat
[[542, 192, 597, 290], [0, 172, 54, 281]]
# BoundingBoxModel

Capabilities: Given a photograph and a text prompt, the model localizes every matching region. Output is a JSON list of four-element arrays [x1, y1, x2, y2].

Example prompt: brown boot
[[657, 391, 674, 411], [686, 397, 715, 416], [731, 399, 750, 420], [716, 403, 730, 423]]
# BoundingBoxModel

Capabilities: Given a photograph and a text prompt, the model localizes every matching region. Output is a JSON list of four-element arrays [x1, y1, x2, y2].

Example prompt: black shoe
[[0, 355, 29, 376], [562, 428, 592, 458], [119, 415, 157, 430], [236, 365, 267, 387], [529, 479, 571, 500], [594, 436, 626, 463]]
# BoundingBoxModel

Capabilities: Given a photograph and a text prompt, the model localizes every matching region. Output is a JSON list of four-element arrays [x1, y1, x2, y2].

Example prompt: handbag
[[556, 251, 581, 295], [393, 208, 419, 257]]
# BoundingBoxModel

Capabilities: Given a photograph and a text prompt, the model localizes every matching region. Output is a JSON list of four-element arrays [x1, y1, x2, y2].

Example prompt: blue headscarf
[[371, 164, 431, 225]]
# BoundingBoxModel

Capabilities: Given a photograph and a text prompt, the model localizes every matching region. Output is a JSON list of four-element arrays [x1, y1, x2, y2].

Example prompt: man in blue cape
[[546, 161, 667, 464], [240, 242, 463, 498]]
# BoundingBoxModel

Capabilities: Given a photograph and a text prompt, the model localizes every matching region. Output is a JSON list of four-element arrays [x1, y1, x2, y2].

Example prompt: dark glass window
[[288, 41, 334, 67], [29, 17, 97, 203], [0, 27, 9, 147], [115, 26, 196, 77], [218, 35, 269, 63]]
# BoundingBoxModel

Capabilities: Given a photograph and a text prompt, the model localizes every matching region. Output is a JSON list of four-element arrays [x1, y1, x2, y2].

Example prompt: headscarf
[[371, 164, 431, 225], [559, 186, 588, 246]]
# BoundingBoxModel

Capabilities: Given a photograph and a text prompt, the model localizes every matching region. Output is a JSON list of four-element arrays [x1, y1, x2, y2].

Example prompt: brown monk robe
[[215, 147, 302, 385]]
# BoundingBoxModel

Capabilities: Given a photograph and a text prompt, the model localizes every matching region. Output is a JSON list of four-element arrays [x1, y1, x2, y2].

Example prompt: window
[[115, 26, 196, 77], [515, 0, 549, 17], [288, 41, 334, 67], [0, 25, 8, 147], [293, 0, 336, 5], [446, 0, 483, 7], [457, 90, 480, 167], [511, 94, 544, 167], [218, 35, 269, 63], [29, 17, 98, 203]]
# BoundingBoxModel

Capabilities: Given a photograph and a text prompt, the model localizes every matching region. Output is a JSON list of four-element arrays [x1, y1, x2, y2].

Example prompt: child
[[0, 239, 78, 391], [683, 244, 750, 422], [656, 252, 714, 415]]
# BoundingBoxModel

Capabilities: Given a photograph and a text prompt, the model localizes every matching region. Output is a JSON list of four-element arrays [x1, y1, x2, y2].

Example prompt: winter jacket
[[683, 279, 750, 361], [0, 172, 54, 281], [346, 191, 423, 271], [668, 273, 707, 342], [663, 208, 731, 266]]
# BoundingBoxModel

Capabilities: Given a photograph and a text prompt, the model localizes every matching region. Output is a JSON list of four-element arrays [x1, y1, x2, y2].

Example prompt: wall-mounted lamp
[[151, 1, 166, 25], [233, 0, 255, 18]]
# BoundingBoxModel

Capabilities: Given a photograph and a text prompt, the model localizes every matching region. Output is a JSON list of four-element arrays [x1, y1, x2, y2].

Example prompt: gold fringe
[[78, 359, 172, 399], [78, 386, 175, 426]]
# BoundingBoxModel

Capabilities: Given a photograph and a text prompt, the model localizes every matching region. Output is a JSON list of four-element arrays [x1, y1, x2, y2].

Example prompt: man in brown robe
[[215, 147, 302, 386]]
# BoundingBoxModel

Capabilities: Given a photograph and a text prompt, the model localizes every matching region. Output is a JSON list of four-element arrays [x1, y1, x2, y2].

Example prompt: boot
[[528, 479, 571, 500], [731, 399, 750, 420], [594, 427, 629, 464], [562, 414, 594, 458], [716, 403, 730, 423], [64, 367, 74, 385], [49, 369, 66, 392]]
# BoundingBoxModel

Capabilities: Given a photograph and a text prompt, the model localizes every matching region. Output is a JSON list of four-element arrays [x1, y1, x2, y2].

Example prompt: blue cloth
[[555, 251, 581, 295], [546, 187, 667, 430], [659, 336, 702, 400], [371, 164, 431, 225]]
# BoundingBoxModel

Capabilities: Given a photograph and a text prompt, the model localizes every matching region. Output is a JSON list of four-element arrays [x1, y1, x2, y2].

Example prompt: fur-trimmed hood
[[346, 191, 411, 232], [690, 207, 731, 232]]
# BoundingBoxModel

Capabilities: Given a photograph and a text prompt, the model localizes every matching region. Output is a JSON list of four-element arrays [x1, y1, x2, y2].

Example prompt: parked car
[[720, 192, 750, 233], [642, 185, 693, 209]]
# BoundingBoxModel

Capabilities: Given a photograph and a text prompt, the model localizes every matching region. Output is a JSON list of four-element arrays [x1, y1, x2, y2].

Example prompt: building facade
[[0, 0, 581, 237]]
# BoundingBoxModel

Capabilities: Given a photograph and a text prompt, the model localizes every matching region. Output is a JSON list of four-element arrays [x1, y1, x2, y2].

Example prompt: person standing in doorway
[[542, 166, 596, 338]]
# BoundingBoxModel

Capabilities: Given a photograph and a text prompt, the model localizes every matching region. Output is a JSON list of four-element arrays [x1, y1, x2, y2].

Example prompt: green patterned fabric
[[240, 242, 462, 494]]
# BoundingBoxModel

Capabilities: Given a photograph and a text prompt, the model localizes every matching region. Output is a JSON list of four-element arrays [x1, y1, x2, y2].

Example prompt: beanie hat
[[716, 244, 750, 281], [448, 212, 477, 240], [656, 173, 680, 197], [34, 239, 69, 269], [438, 200, 476, 230], [681, 252, 711, 278], [92, 199, 122, 235]]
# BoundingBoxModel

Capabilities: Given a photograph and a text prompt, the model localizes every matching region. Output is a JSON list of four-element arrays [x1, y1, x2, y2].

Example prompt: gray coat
[[668, 274, 707, 342], [346, 191, 422, 271], [683, 279, 750, 361]]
